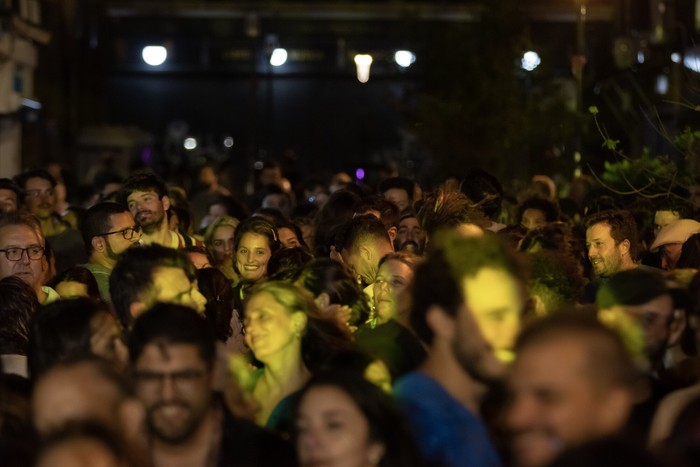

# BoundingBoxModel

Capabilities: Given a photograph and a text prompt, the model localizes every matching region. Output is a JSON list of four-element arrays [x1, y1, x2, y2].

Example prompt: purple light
[[355, 168, 365, 180]]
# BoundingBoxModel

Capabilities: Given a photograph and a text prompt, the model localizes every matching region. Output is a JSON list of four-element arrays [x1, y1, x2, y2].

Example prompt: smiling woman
[[233, 217, 280, 285], [239, 281, 353, 427]]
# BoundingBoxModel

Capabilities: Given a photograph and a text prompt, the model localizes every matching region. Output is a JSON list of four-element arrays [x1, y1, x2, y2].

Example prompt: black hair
[[584, 209, 640, 260], [378, 177, 414, 201], [13, 168, 57, 193], [0, 276, 38, 355], [28, 298, 114, 380], [118, 169, 169, 205], [127, 302, 216, 368], [292, 370, 426, 467], [50, 266, 101, 300], [267, 246, 315, 282], [79, 202, 131, 255], [416, 188, 489, 237], [196, 267, 234, 342], [460, 168, 504, 220], [335, 214, 392, 253], [109, 244, 196, 328], [0, 178, 22, 200], [354, 196, 400, 230], [517, 197, 560, 224]]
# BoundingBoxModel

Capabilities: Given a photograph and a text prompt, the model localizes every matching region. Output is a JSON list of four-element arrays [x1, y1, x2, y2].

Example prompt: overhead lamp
[[354, 54, 373, 83], [270, 48, 288, 67], [183, 137, 197, 150], [394, 50, 416, 68], [520, 51, 541, 71], [142, 46, 167, 66]]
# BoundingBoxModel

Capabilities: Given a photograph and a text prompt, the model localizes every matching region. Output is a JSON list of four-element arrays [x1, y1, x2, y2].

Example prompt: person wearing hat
[[649, 219, 700, 271]]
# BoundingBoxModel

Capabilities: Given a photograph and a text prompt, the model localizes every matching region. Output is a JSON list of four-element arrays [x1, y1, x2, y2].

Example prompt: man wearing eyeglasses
[[13, 169, 87, 276], [0, 211, 59, 304], [80, 202, 142, 303], [129, 303, 295, 467]]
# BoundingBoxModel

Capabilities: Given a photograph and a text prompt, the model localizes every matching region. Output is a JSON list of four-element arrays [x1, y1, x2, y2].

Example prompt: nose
[[224, 240, 233, 253], [246, 250, 254, 263], [159, 375, 177, 401], [19, 249, 31, 264], [191, 289, 208, 314]]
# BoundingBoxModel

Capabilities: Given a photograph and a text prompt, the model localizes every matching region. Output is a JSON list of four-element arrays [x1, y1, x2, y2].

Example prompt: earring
[[368, 450, 382, 465]]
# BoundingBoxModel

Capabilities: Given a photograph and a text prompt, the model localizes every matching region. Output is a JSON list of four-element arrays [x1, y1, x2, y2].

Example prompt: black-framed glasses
[[99, 226, 142, 240], [0, 246, 45, 261]]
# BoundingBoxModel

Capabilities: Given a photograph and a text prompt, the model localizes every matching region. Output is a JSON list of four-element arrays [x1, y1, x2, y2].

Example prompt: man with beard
[[129, 303, 295, 467], [394, 232, 526, 467], [394, 211, 426, 255], [120, 170, 198, 249], [79, 202, 141, 303], [14, 169, 87, 275]]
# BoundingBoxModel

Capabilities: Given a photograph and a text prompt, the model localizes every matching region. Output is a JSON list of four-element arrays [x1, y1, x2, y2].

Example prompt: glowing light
[[270, 48, 288, 67], [655, 75, 669, 94], [142, 46, 167, 66], [355, 168, 365, 180], [223, 136, 234, 148], [637, 51, 645, 64], [671, 52, 681, 63], [394, 50, 416, 68], [183, 137, 197, 150], [354, 54, 373, 83], [684, 52, 700, 72], [521, 51, 541, 71], [253, 161, 264, 170]]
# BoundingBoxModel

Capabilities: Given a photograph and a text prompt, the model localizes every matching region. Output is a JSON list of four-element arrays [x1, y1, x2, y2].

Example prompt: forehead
[[109, 211, 135, 229], [135, 342, 205, 370], [300, 385, 362, 415], [624, 293, 674, 318], [379, 259, 411, 277], [523, 208, 545, 219], [384, 188, 409, 199], [238, 232, 269, 249], [586, 222, 613, 240], [399, 217, 419, 229], [213, 225, 235, 238], [246, 291, 285, 313], [126, 190, 158, 202], [513, 337, 591, 387], [25, 177, 52, 189], [151, 266, 191, 292], [462, 268, 523, 313], [0, 189, 17, 200], [0, 224, 41, 245], [655, 210, 680, 224]]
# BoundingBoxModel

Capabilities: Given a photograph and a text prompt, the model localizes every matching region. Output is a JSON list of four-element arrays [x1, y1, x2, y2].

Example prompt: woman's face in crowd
[[372, 259, 413, 324], [235, 232, 272, 282], [296, 385, 384, 467], [211, 225, 235, 265], [243, 291, 301, 362]]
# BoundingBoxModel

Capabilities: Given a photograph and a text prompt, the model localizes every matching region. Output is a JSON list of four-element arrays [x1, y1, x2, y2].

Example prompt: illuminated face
[[296, 385, 384, 467], [0, 224, 46, 292], [586, 223, 625, 278], [235, 232, 272, 283], [521, 208, 546, 231], [89, 311, 128, 371], [508, 337, 626, 467], [463, 268, 524, 364], [660, 243, 683, 271], [211, 225, 235, 265], [148, 266, 207, 315], [24, 177, 56, 219], [126, 190, 168, 233], [0, 188, 18, 213], [35, 437, 124, 467], [134, 343, 213, 444], [373, 259, 413, 324], [102, 212, 140, 261], [243, 291, 300, 363], [654, 210, 681, 236], [395, 217, 426, 254], [383, 188, 411, 212], [279, 227, 301, 248], [340, 247, 375, 286]]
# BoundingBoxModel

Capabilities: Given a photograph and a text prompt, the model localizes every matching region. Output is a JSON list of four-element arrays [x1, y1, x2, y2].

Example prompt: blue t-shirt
[[394, 372, 501, 467]]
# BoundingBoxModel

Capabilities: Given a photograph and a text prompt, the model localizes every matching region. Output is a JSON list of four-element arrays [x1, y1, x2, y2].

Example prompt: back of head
[[267, 246, 314, 282], [110, 244, 195, 328], [416, 188, 489, 237], [411, 231, 524, 345], [596, 268, 668, 310], [128, 302, 216, 368], [354, 196, 400, 231], [460, 168, 504, 221], [378, 177, 414, 200], [196, 267, 234, 342], [28, 298, 112, 380], [335, 214, 391, 254], [0, 276, 38, 355], [517, 197, 560, 224], [80, 202, 130, 255]]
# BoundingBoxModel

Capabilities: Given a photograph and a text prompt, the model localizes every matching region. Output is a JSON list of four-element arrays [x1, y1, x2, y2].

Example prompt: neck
[[90, 253, 115, 270], [152, 403, 220, 467], [141, 221, 174, 246], [262, 343, 310, 392], [38, 215, 65, 236], [419, 343, 487, 414]]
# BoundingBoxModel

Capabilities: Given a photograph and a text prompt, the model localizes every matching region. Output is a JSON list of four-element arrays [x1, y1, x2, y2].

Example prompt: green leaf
[[603, 138, 620, 150], [588, 106, 599, 115]]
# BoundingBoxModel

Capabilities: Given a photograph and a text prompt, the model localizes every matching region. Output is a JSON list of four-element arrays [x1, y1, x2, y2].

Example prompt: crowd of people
[[2, 161, 700, 467]]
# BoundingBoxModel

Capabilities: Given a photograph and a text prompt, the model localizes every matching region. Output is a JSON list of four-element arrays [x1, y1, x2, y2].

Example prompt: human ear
[[92, 236, 104, 252], [426, 305, 455, 340], [619, 239, 631, 255], [367, 442, 385, 466], [161, 195, 171, 211]]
